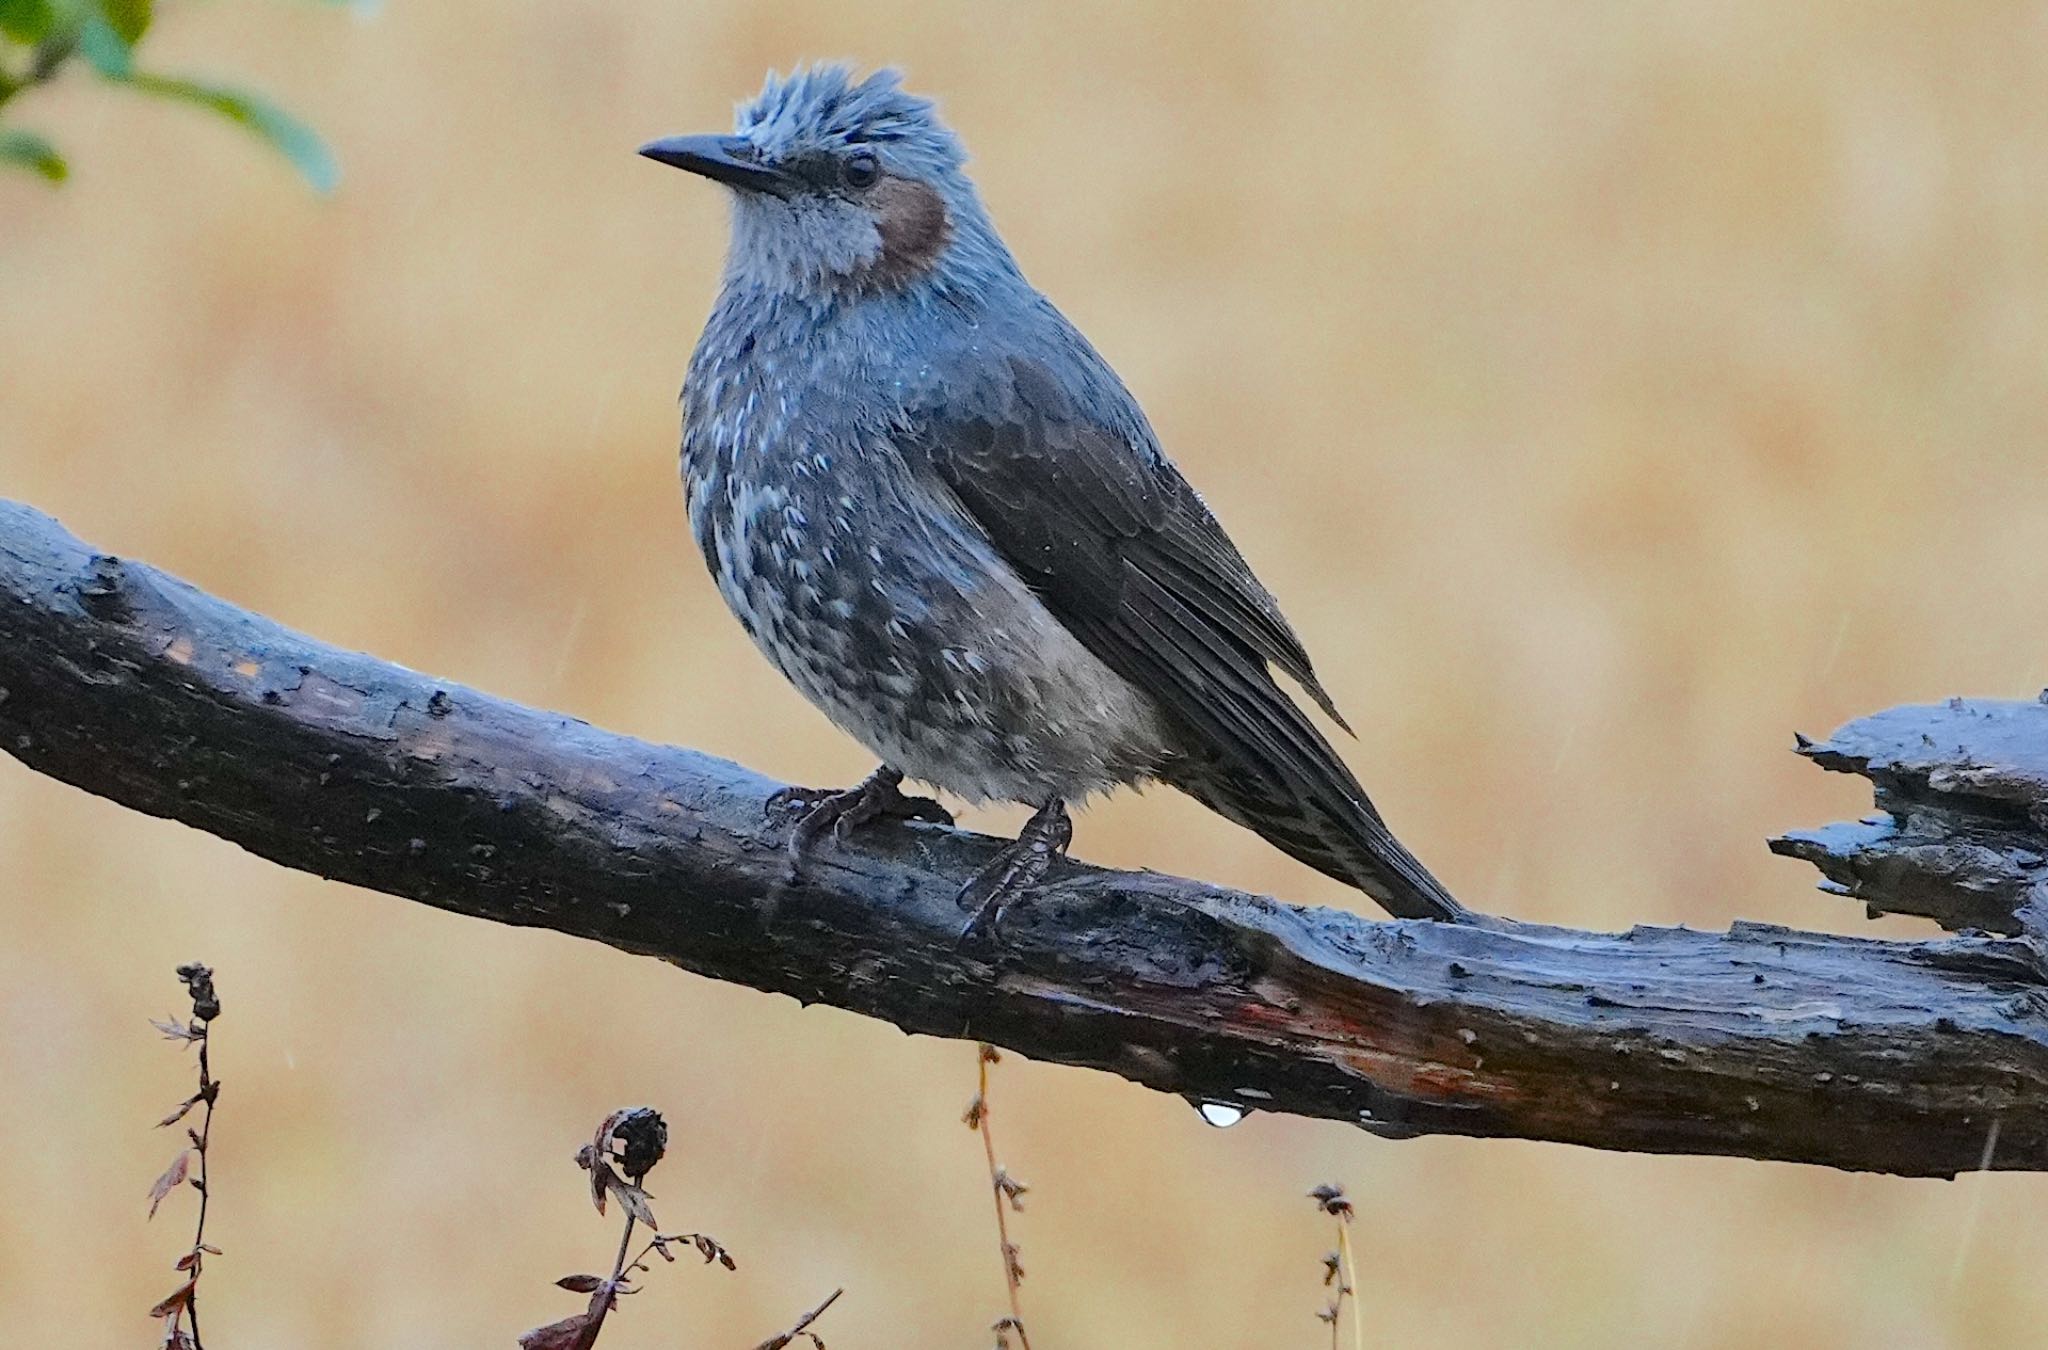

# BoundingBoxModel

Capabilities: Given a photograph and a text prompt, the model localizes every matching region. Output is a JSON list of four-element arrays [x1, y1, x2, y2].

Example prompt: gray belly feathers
[[685, 414, 1170, 806]]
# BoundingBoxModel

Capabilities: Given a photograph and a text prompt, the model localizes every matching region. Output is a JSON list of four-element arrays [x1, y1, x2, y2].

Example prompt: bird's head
[[641, 65, 1014, 299]]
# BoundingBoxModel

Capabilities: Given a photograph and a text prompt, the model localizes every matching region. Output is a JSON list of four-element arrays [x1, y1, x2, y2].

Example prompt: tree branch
[[1772, 698, 2048, 940], [4, 499, 2046, 1177]]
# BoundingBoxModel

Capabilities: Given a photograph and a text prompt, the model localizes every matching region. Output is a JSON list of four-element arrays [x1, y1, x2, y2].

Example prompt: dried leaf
[[148, 1278, 196, 1319], [609, 1176, 658, 1230], [993, 1167, 1028, 1212], [554, 1274, 606, 1293], [961, 1094, 985, 1130], [574, 1142, 611, 1215], [147, 1150, 191, 1219], [158, 1093, 202, 1128], [691, 1233, 737, 1269], [591, 1110, 630, 1159], [579, 1107, 670, 1215], [1308, 1183, 1353, 1219], [517, 1311, 596, 1350]]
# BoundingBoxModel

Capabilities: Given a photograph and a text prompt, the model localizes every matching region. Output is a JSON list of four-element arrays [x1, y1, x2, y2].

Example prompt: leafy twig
[[752, 1287, 844, 1350], [518, 1107, 736, 1350], [1310, 1183, 1362, 1350], [147, 962, 223, 1350], [0, 0, 340, 187], [964, 1044, 1032, 1350]]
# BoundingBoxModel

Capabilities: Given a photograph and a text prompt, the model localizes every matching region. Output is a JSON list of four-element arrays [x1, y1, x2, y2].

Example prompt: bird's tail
[[1165, 758, 1468, 923]]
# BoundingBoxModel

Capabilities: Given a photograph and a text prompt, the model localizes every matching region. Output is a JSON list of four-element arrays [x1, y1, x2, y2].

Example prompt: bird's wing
[[901, 347, 1349, 720], [896, 343, 1465, 922]]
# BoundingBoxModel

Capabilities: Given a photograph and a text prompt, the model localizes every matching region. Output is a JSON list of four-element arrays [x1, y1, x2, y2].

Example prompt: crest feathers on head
[[736, 65, 963, 172]]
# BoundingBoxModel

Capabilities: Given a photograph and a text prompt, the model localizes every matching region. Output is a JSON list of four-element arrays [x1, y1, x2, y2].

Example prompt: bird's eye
[[842, 150, 881, 190]]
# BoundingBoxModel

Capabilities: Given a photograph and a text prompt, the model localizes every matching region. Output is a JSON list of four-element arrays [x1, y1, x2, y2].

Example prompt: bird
[[641, 65, 1468, 936]]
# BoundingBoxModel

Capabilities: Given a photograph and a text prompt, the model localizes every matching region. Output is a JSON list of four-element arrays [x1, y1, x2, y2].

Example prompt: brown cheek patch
[[869, 176, 952, 285]]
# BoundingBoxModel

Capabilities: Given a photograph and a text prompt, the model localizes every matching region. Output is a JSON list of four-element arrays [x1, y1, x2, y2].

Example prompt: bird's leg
[[957, 797, 1072, 943], [768, 764, 953, 874]]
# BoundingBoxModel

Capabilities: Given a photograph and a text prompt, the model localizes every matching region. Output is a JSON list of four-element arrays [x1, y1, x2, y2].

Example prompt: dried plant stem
[[1336, 1221, 1362, 1350], [1309, 1183, 1360, 1350], [523, 1109, 735, 1349], [183, 1028, 217, 1350], [752, 1287, 844, 1350], [976, 1047, 1031, 1350], [571, 1210, 639, 1346], [609, 1213, 639, 1286], [150, 964, 222, 1350]]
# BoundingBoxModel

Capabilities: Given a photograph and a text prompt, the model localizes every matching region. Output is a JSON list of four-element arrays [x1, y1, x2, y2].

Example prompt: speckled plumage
[[683, 285, 1172, 804], [652, 66, 1467, 922]]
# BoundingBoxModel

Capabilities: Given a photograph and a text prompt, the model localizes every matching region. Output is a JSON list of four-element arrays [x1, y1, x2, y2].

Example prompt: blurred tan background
[[4, 2, 2047, 1345]]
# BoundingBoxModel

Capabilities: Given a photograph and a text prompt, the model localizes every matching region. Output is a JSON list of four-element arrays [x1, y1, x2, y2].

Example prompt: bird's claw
[[956, 800, 1072, 945], [769, 768, 953, 881], [870, 791, 954, 829]]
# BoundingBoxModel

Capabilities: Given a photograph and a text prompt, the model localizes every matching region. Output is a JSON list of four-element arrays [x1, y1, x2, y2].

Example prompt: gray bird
[[642, 66, 1467, 933]]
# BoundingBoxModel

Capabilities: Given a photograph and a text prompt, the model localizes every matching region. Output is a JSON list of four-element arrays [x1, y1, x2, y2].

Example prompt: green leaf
[[0, 126, 67, 180], [0, 0, 56, 45], [75, 12, 130, 75], [126, 73, 337, 193], [94, 0, 147, 45]]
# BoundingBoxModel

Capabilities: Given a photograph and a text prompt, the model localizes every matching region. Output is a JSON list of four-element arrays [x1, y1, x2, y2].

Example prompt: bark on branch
[[3, 499, 2046, 1178], [1771, 698, 2048, 940]]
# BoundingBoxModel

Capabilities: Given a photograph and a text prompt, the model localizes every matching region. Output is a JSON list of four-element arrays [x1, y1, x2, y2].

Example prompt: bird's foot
[[957, 799, 1071, 944], [769, 766, 952, 878]]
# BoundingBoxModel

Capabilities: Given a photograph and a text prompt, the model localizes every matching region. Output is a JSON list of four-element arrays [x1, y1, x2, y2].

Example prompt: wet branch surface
[[4, 499, 2047, 1178]]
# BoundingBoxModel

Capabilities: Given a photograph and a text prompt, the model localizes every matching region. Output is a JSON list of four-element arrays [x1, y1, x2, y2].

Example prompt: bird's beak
[[637, 134, 785, 193]]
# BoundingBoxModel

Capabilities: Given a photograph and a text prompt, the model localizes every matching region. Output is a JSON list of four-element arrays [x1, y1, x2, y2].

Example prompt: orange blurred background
[[4, 3, 2047, 1345]]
